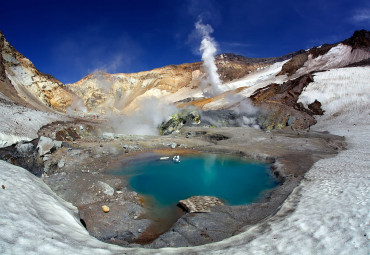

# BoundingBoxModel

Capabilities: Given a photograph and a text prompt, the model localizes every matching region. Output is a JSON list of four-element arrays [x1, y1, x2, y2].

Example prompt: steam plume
[[195, 20, 224, 98], [108, 97, 177, 135]]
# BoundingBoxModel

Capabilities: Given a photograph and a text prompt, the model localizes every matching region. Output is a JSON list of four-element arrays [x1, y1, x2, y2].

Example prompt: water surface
[[112, 154, 277, 208]]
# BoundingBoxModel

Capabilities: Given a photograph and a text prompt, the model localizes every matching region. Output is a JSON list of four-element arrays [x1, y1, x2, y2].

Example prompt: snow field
[[0, 96, 64, 148]]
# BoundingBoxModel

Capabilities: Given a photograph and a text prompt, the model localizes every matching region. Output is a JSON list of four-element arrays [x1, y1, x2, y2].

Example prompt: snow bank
[[298, 67, 370, 122], [0, 161, 125, 255], [0, 97, 63, 148], [224, 60, 289, 93]]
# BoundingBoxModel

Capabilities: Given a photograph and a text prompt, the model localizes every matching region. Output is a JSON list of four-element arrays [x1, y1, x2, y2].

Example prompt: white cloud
[[350, 8, 370, 23]]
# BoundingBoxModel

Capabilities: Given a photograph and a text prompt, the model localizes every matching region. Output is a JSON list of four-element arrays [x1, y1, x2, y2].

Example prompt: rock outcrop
[[178, 196, 224, 213], [251, 74, 317, 130], [0, 32, 75, 112], [277, 30, 370, 77]]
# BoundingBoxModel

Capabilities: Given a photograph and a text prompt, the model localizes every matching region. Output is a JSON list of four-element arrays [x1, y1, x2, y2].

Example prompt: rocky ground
[[0, 119, 345, 248]]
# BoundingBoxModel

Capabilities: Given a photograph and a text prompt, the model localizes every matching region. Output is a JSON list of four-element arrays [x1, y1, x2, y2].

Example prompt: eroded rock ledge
[[178, 196, 225, 213]]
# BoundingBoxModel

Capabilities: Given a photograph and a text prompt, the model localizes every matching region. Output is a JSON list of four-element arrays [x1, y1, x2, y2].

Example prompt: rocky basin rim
[[0, 119, 346, 248]]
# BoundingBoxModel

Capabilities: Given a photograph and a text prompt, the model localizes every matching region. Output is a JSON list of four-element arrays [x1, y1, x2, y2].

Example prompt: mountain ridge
[[0, 30, 369, 120]]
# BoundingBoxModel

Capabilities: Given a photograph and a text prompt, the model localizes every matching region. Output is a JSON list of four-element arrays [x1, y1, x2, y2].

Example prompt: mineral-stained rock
[[55, 127, 81, 141], [159, 110, 201, 135], [0, 32, 74, 112], [178, 196, 224, 213], [102, 205, 110, 213]]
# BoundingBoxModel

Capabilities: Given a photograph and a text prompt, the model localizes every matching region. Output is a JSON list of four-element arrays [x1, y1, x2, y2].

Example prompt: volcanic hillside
[[1, 30, 369, 146]]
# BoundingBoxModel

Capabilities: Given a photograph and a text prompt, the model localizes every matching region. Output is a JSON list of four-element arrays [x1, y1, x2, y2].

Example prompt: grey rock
[[102, 132, 115, 139], [37, 136, 54, 156], [79, 201, 151, 242], [43, 155, 50, 162], [287, 116, 295, 126], [37, 136, 62, 156], [57, 158, 65, 168], [121, 143, 141, 151], [15, 141, 34, 155], [54, 140, 62, 149], [97, 181, 115, 196]]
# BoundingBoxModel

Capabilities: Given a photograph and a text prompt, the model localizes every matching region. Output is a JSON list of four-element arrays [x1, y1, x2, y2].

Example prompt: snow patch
[[296, 44, 370, 75], [223, 60, 289, 92], [0, 101, 64, 148], [298, 67, 370, 120]]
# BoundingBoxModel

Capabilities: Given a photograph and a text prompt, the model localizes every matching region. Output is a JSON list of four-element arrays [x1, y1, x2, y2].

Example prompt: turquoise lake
[[112, 154, 277, 208]]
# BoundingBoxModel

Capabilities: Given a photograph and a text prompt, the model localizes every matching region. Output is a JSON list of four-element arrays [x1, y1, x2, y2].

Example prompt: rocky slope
[[2, 30, 368, 132], [0, 32, 74, 112], [66, 51, 303, 115]]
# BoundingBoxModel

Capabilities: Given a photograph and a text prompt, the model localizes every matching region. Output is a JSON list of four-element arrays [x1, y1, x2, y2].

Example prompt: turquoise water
[[112, 154, 277, 208]]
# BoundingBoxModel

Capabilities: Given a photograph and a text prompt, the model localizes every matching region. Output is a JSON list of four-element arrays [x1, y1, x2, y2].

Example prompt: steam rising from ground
[[233, 98, 260, 129], [195, 20, 224, 98], [108, 97, 177, 135], [67, 70, 177, 135], [66, 96, 87, 116]]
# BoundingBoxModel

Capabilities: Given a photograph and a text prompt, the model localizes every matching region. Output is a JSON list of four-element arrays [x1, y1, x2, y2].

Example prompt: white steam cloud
[[226, 94, 260, 129], [195, 20, 224, 98], [66, 96, 87, 116], [108, 97, 177, 136]]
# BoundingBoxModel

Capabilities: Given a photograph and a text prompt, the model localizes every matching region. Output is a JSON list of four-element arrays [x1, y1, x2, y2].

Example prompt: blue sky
[[1, 0, 369, 83]]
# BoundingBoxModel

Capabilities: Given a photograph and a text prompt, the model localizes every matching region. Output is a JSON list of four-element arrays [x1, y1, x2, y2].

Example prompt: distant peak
[[343, 29, 370, 50]]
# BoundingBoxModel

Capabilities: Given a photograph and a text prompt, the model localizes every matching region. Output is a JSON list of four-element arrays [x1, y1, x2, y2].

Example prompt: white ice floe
[[0, 65, 369, 254]]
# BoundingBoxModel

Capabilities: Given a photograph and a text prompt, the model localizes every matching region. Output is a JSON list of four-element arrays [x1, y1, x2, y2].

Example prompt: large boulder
[[37, 136, 62, 156], [178, 196, 224, 213]]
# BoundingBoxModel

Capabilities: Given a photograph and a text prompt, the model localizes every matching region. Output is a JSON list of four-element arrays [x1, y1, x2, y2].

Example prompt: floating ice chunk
[[173, 155, 180, 163]]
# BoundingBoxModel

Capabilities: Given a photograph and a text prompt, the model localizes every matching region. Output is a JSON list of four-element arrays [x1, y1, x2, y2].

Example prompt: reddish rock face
[[277, 53, 308, 76], [308, 100, 324, 115], [250, 74, 317, 130]]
